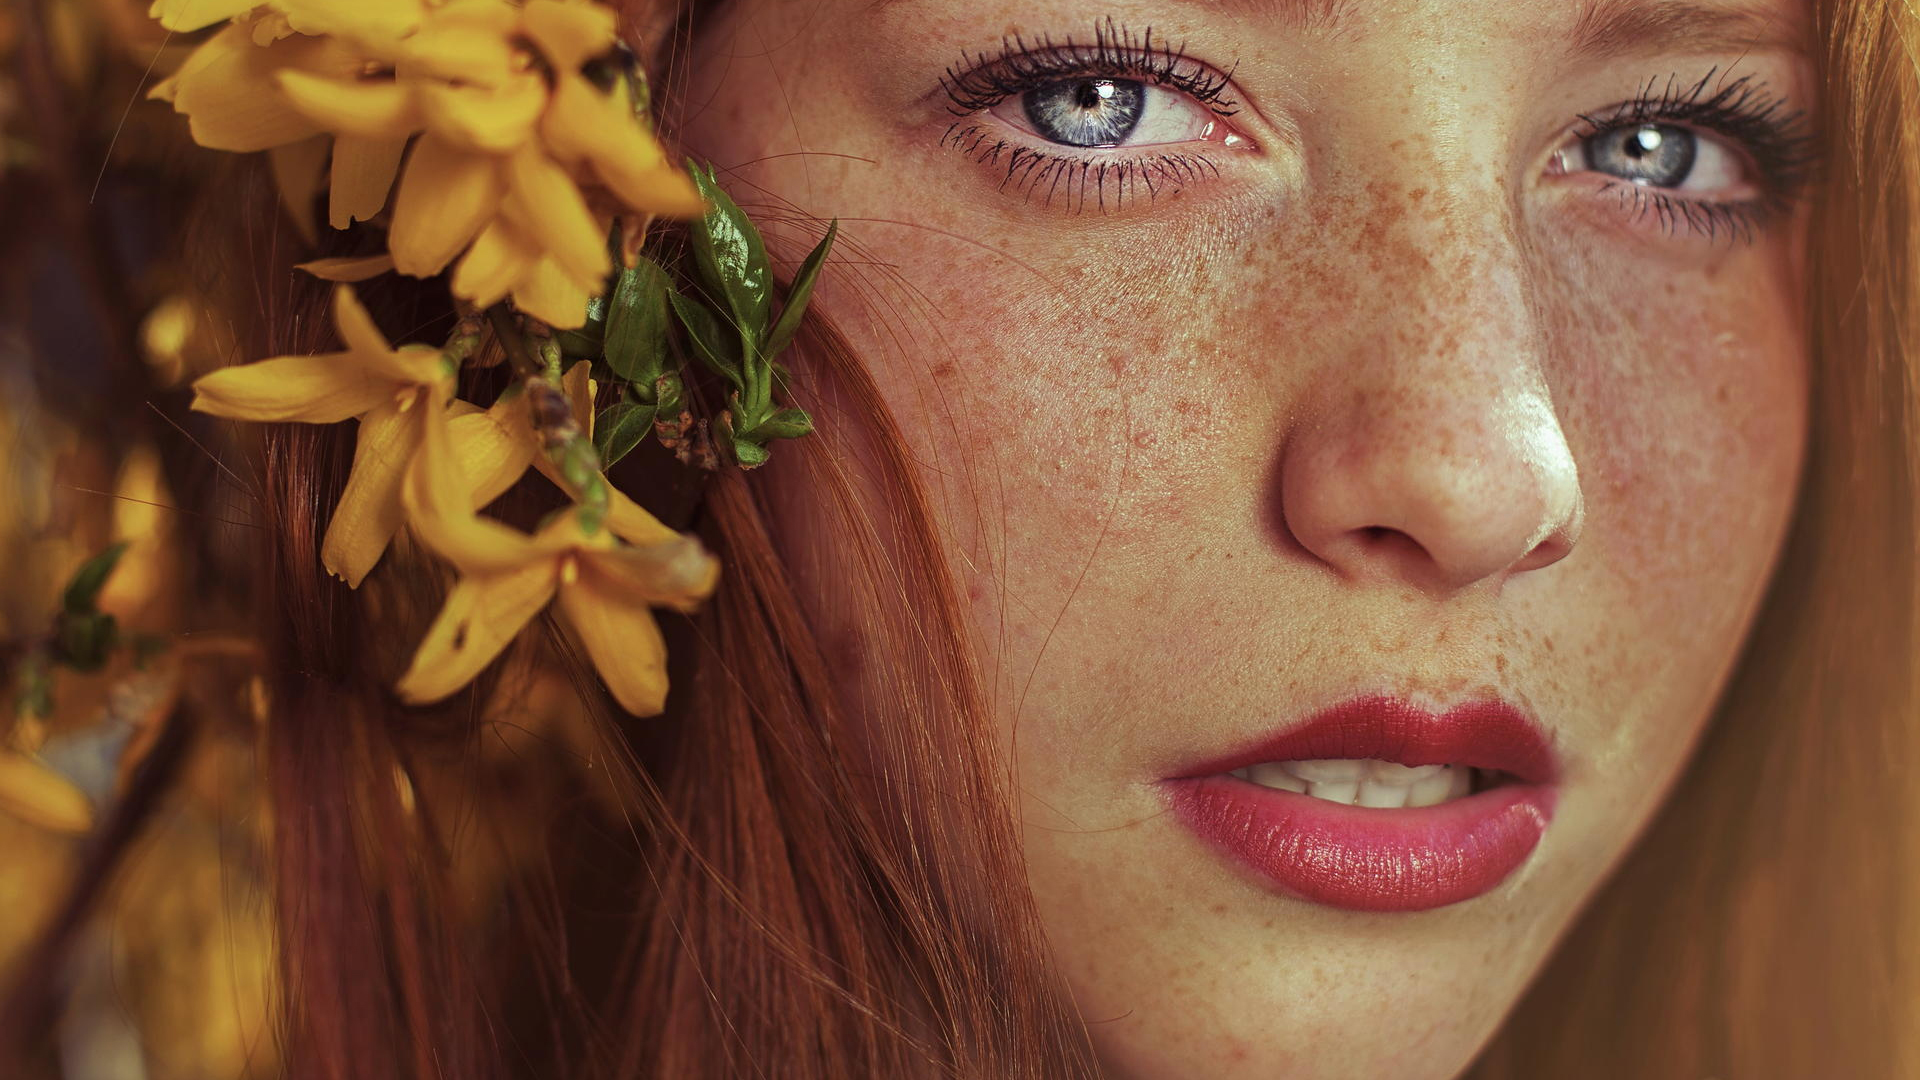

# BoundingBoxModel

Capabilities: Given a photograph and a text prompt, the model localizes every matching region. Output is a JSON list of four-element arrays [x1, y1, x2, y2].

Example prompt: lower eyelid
[[940, 121, 1228, 213]]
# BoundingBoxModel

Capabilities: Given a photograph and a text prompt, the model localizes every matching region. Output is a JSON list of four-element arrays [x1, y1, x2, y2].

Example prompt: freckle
[[1210, 902, 1228, 914], [932, 362, 954, 379], [1496, 654, 1509, 675], [1107, 354, 1129, 376], [1175, 399, 1200, 414]]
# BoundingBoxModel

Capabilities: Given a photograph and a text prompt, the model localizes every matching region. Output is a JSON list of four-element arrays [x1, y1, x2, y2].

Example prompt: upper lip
[[1168, 693, 1562, 785]]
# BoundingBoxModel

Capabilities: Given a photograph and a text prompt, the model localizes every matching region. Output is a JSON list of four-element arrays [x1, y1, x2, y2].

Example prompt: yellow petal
[[593, 140, 706, 219], [389, 135, 504, 277], [519, 0, 616, 71], [326, 286, 450, 386], [190, 354, 391, 423], [394, 561, 558, 704], [403, 401, 571, 573], [321, 401, 419, 586], [449, 219, 536, 309], [329, 134, 410, 228], [277, 71, 423, 140], [148, 0, 255, 33], [537, 74, 603, 168], [168, 37, 323, 151], [398, 24, 517, 87], [560, 360, 593, 430], [555, 575, 669, 716], [0, 754, 94, 833], [605, 491, 681, 547], [503, 146, 609, 290], [416, 76, 546, 155], [448, 392, 536, 509], [511, 256, 593, 329], [297, 254, 396, 281], [277, 0, 427, 47], [583, 533, 720, 613], [269, 134, 330, 243]]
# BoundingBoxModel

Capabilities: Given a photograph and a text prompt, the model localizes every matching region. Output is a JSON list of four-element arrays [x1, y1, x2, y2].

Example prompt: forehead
[[867, 0, 1810, 57]]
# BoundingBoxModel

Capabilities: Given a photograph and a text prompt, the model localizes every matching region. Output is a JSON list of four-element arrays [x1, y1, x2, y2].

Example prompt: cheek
[[1548, 253, 1806, 592]]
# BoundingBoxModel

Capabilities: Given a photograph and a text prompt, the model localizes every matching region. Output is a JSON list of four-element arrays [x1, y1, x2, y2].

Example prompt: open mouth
[[1225, 759, 1520, 807], [1162, 695, 1560, 913]]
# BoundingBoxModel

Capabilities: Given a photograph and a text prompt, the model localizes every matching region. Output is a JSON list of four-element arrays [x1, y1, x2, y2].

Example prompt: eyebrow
[[1568, 0, 1808, 60]]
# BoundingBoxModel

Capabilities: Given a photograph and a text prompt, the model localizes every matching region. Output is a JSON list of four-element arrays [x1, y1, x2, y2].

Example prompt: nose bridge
[[1279, 158, 1584, 594]]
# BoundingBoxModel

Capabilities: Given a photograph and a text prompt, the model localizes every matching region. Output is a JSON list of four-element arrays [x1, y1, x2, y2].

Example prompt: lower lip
[[1163, 776, 1557, 912]]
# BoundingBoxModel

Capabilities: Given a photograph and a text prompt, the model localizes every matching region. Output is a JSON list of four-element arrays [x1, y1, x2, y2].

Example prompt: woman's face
[[684, 0, 1812, 1075]]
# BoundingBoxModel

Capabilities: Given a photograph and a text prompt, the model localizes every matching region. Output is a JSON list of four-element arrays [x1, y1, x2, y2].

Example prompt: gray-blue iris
[[1583, 123, 1697, 187], [1022, 78, 1146, 147]]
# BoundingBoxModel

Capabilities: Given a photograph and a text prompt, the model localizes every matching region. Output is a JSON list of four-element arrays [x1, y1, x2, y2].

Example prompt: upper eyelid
[[939, 24, 1244, 116]]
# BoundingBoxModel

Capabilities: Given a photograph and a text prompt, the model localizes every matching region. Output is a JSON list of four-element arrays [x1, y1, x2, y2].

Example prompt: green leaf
[[764, 220, 837, 360], [746, 407, 813, 442], [687, 163, 771, 351], [555, 294, 608, 357], [603, 256, 672, 385], [594, 400, 657, 468], [669, 291, 743, 389], [62, 543, 127, 615], [56, 611, 119, 672], [732, 438, 770, 468]]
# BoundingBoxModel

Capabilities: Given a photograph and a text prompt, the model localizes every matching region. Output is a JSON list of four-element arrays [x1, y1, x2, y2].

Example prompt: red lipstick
[[1162, 695, 1560, 912]]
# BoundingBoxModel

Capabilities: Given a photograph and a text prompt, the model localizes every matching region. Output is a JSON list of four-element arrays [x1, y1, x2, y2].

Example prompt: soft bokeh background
[[4, 5, 286, 1075]]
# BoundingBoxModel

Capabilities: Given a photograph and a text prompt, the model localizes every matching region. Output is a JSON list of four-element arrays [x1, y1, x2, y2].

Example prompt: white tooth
[[1246, 762, 1308, 793], [1305, 779, 1360, 805], [1450, 767, 1473, 798], [1285, 759, 1365, 782], [1369, 761, 1445, 784], [1356, 780, 1409, 808], [1407, 768, 1454, 808]]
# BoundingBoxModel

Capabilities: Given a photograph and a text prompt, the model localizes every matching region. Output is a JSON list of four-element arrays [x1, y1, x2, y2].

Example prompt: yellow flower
[[152, 14, 411, 229], [269, 0, 705, 327], [188, 286, 460, 587], [0, 753, 93, 834], [395, 395, 718, 715]]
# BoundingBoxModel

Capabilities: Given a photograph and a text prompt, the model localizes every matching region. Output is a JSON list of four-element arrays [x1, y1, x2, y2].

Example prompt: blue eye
[[990, 76, 1226, 150], [1586, 124, 1695, 185], [1564, 121, 1747, 195], [1022, 78, 1146, 147]]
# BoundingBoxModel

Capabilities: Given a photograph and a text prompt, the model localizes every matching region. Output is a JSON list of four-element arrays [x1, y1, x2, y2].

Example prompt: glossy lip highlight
[[1162, 694, 1561, 912]]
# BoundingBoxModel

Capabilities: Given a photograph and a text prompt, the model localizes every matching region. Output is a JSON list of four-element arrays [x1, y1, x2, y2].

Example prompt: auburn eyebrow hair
[[1569, 0, 1808, 59]]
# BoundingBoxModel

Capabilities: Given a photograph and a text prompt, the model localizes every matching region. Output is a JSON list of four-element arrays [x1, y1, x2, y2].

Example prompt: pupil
[[1581, 122, 1696, 188], [1023, 78, 1145, 148]]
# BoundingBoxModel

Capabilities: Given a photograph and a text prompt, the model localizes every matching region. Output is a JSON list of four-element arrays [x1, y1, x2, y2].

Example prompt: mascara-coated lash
[[940, 19, 1239, 117]]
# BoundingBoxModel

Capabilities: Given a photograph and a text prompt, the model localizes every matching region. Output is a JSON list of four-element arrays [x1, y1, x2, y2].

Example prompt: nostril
[[1342, 526, 1436, 580]]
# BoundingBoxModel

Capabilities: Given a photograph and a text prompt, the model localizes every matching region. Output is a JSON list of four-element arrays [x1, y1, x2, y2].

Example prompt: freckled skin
[[680, 0, 1810, 1077]]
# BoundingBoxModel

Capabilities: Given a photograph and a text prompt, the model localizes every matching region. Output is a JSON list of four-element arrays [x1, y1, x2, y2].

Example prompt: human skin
[[679, 0, 1813, 1076]]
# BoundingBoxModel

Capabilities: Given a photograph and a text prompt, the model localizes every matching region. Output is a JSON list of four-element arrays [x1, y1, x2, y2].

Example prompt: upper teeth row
[[1228, 759, 1473, 808]]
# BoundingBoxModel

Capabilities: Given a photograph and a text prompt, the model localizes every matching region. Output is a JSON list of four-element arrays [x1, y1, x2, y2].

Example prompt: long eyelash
[[940, 18, 1239, 117], [940, 122, 1222, 213], [1576, 68, 1820, 229], [1602, 184, 1768, 244]]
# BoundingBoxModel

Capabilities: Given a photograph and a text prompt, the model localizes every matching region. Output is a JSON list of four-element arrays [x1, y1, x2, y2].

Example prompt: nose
[[1278, 210, 1584, 595]]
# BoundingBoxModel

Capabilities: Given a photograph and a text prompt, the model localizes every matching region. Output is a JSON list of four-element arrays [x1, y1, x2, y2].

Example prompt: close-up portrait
[[1, 0, 1916, 1077]]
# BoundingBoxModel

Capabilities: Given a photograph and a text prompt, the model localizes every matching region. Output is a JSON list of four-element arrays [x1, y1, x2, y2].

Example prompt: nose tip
[[1280, 396, 1585, 594]]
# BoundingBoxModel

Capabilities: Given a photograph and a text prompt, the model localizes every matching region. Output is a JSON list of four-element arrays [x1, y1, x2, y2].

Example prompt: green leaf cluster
[[587, 162, 836, 470], [13, 543, 135, 719]]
